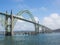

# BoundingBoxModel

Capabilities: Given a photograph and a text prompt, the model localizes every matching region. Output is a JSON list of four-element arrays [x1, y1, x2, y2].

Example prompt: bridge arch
[[14, 10, 36, 32], [16, 10, 36, 22]]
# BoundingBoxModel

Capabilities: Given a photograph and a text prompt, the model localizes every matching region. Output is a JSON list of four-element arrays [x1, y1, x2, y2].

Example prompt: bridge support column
[[5, 11, 13, 36], [41, 26, 45, 33], [5, 15, 9, 36], [35, 21, 39, 34], [10, 11, 13, 36]]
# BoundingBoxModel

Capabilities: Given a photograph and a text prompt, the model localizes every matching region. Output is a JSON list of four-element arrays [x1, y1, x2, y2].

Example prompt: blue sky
[[0, 0, 60, 31], [0, 0, 60, 16]]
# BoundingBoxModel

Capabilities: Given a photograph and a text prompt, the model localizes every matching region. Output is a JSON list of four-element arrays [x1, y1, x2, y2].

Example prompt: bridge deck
[[0, 12, 52, 30]]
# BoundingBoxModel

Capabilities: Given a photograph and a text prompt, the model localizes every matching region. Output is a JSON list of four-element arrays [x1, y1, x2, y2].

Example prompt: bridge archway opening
[[13, 10, 36, 35], [13, 19, 35, 35]]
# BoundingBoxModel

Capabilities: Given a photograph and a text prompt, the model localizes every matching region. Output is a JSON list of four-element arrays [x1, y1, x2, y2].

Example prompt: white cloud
[[34, 16, 39, 23], [14, 21, 34, 31], [16, 16, 24, 22], [50, 13, 59, 19], [42, 13, 60, 29]]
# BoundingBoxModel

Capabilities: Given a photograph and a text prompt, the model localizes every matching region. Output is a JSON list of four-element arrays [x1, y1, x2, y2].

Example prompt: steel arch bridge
[[14, 10, 36, 26], [0, 10, 51, 36]]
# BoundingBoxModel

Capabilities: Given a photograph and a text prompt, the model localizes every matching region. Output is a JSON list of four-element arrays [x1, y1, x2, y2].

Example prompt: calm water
[[0, 33, 60, 45]]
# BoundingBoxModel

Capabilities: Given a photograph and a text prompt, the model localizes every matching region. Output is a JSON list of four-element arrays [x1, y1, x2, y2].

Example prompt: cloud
[[42, 13, 60, 29], [34, 16, 39, 23], [14, 21, 35, 31], [16, 15, 24, 22]]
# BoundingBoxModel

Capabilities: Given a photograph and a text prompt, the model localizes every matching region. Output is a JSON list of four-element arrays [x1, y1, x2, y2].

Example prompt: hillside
[[53, 29, 60, 32]]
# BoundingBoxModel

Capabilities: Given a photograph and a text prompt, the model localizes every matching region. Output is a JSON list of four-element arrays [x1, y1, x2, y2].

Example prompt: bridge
[[0, 10, 51, 36]]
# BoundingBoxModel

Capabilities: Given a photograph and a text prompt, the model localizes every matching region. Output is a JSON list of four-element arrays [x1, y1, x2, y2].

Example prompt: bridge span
[[0, 10, 52, 36]]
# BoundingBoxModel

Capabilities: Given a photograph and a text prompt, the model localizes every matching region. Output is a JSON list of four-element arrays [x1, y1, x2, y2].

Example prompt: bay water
[[0, 33, 60, 45]]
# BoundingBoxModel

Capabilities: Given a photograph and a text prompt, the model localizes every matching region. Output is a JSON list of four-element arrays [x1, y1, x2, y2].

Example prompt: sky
[[0, 0, 60, 31]]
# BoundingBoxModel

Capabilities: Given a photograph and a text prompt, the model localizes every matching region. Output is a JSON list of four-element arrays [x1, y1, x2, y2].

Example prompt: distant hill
[[53, 29, 60, 32]]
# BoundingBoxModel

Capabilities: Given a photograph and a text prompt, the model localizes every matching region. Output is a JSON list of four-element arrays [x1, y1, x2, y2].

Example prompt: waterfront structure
[[0, 10, 51, 36]]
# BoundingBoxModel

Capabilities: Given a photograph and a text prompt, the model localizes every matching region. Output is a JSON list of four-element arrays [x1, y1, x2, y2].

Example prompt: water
[[0, 33, 60, 45]]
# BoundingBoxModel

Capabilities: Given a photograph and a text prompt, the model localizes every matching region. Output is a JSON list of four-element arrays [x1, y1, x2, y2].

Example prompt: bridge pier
[[5, 11, 13, 36], [41, 26, 45, 33], [35, 21, 39, 34]]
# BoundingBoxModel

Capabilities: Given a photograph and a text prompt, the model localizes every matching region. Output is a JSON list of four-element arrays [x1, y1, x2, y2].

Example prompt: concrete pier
[[5, 11, 13, 36]]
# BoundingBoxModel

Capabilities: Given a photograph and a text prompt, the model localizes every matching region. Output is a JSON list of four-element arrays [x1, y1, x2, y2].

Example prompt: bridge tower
[[35, 21, 39, 34], [5, 11, 13, 36]]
